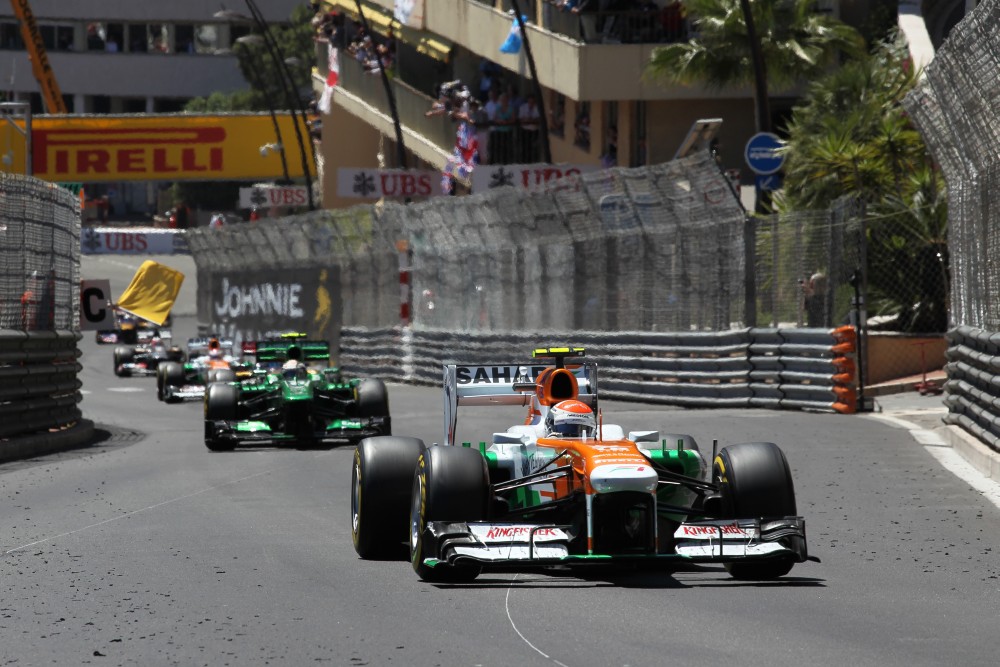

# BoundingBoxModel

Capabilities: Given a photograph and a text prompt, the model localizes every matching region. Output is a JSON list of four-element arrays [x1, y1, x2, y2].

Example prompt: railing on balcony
[[320, 39, 548, 166]]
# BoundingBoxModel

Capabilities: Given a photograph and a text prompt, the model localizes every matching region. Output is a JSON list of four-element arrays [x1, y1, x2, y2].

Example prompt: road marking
[[867, 414, 1000, 510], [107, 387, 145, 392], [506, 574, 571, 667]]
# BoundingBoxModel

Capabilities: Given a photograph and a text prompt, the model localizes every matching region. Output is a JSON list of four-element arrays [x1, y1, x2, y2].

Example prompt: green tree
[[185, 3, 315, 114], [779, 35, 948, 332], [645, 0, 864, 130], [178, 3, 316, 213]]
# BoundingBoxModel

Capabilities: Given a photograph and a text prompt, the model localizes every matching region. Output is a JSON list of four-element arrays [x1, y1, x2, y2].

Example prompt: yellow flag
[[116, 261, 185, 325]]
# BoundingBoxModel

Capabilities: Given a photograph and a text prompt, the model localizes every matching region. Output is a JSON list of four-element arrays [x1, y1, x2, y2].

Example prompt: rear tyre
[[208, 368, 237, 384], [714, 442, 797, 580], [113, 346, 133, 377], [356, 378, 390, 435], [352, 436, 425, 559], [204, 383, 239, 451], [410, 446, 489, 582]]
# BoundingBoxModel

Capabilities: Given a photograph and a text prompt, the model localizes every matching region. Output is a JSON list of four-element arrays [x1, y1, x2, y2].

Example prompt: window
[[549, 92, 565, 138], [631, 101, 647, 167], [128, 24, 148, 53], [194, 25, 221, 54], [149, 24, 170, 53], [174, 24, 195, 54], [574, 101, 591, 151], [1, 23, 24, 50], [602, 101, 618, 167]]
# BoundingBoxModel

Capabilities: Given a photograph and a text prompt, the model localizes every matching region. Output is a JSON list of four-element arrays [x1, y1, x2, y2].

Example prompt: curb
[[937, 423, 1000, 481], [0, 420, 96, 465]]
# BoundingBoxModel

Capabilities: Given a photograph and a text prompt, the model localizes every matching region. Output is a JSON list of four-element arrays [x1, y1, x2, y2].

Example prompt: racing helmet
[[208, 337, 222, 358], [544, 400, 596, 438]]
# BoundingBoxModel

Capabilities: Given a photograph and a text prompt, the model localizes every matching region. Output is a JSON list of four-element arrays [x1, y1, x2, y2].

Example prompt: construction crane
[[9, 0, 67, 114]]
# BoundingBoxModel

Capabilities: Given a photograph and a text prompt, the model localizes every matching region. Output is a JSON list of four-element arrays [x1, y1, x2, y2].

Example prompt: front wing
[[205, 416, 390, 446], [418, 517, 808, 571]]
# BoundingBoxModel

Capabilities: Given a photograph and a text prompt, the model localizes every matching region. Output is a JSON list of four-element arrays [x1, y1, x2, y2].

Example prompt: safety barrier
[[942, 326, 1000, 450], [0, 330, 86, 443], [337, 325, 859, 413]]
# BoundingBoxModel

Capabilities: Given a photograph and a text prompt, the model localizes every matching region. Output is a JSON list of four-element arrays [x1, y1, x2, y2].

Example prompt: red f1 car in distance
[[352, 347, 814, 583]]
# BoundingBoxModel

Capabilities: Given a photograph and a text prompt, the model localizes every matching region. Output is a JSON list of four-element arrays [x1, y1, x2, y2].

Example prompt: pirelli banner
[[2, 113, 310, 182], [201, 267, 342, 353]]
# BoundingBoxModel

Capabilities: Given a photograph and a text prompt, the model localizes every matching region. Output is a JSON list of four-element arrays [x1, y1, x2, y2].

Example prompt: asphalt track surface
[[1, 256, 999, 666]]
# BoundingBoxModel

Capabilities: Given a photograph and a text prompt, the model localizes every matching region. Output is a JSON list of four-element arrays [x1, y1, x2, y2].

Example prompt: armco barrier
[[337, 326, 858, 413], [0, 330, 86, 441], [943, 326, 1000, 450]]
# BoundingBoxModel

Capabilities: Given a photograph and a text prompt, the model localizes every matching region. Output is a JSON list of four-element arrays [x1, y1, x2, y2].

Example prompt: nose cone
[[590, 464, 658, 494]]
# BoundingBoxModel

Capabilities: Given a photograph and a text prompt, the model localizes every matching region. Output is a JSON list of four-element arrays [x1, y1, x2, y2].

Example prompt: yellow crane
[[9, 0, 67, 114]]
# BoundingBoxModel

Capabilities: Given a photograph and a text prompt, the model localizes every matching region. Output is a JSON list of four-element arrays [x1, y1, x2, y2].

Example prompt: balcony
[[317, 41, 546, 167], [318, 43, 453, 166]]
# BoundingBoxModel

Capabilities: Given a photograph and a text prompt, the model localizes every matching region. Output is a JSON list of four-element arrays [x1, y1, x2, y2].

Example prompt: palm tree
[[778, 34, 926, 211], [645, 0, 865, 133]]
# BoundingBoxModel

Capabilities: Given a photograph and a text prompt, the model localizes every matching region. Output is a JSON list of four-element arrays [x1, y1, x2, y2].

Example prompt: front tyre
[[714, 442, 798, 580], [410, 446, 489, 582], [352, 436, 424, 559], [204, 383, 239, 451]]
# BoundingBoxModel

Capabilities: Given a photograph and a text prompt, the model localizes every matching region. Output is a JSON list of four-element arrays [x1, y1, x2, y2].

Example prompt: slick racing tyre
[[204, 383, 239, 451], [352, 436, 425, 559], [356, 379, 391, 435], [113, 346, 133, 377], [158, 362, 184, 401], [713, 442, 798, 580], [410, 445, 489, 583]]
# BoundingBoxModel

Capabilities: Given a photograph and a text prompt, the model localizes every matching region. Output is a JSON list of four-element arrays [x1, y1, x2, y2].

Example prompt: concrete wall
[[9, 0, 300, 22]]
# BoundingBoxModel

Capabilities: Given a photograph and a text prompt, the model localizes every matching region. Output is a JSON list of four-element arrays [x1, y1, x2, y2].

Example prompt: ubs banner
[[207, 267, 342, 356], [1, 113, 310, 182]]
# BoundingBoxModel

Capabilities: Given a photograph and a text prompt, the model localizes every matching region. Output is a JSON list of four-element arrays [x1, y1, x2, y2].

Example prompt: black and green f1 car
[[203, 338, 390, 451]]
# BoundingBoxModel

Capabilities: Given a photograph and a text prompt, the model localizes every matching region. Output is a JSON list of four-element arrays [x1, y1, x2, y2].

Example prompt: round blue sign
[[744, 132, 785, 175]]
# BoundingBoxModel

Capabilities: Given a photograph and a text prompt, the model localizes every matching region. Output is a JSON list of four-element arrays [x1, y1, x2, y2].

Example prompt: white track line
[[867, 414, 1000, 509], [505, 574, 570, 667], [2, 457, 326, 556]]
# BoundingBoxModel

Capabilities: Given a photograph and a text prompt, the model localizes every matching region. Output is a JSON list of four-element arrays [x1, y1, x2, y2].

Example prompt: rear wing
[[187, 336, 235, 356], [443, 361, 598, 447], [254, 339, 330, 364]]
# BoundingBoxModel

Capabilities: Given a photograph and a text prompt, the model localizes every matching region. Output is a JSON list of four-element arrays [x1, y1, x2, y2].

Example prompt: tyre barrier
[[338, 325, 859, 414], [943, 326, 1000, 450], [0, 330, 91, 461]]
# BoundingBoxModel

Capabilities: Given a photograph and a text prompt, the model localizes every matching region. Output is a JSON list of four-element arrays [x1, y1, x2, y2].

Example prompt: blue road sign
[[744, 132, 785, 175], [756, 173, 783, 191]]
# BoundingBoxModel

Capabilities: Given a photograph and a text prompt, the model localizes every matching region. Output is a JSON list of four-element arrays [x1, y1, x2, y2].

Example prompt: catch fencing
[[902, 0, 1000, 453], [0, 174, 89, 453], [188, 153, 890, 413], [190, 153, 869, 335], [0, 174, 80, 330]]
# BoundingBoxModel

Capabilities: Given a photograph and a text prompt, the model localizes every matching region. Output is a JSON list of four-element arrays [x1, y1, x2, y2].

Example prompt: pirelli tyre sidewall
[[352, 436, 424, 559], [713, 441, 798, 580], [410, 445, 489, 582]]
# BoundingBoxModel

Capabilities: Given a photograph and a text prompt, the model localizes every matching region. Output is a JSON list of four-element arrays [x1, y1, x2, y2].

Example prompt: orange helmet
[[544, 399, 595, 438]]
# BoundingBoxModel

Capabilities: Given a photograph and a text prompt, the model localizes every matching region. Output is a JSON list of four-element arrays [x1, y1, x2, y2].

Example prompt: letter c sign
[[79, 279, 113, 330]]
